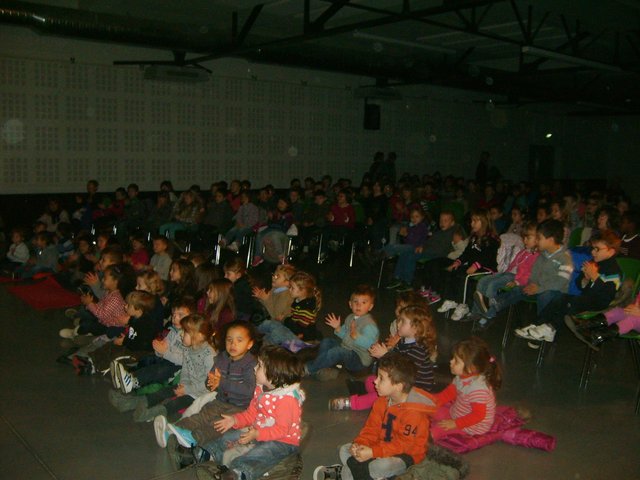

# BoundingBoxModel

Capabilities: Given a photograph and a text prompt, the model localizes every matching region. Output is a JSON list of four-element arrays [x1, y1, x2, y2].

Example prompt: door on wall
[[529, 145, 555, 182]]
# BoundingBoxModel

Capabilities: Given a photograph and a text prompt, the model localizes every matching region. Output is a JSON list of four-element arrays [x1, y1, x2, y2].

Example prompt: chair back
[[617, 257, 640, 296], [568, 227, 583, 248]]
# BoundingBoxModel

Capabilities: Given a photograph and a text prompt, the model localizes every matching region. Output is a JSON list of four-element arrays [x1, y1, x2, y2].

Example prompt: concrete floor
[[2, 258, 639, 480]]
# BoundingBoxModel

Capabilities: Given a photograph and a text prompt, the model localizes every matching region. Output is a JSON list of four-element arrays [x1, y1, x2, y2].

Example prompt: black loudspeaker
[[364, 103, 381, 130]]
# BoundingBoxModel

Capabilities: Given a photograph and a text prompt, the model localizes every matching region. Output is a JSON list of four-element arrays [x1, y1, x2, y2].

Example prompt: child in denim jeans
[[305, 284, 379, 380], [194, 346, 305, 480]]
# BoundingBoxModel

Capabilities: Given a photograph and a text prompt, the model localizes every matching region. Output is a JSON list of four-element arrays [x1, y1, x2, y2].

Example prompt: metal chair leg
[[316, 233, 324, 264], [502, 305, 514, 349], [536, 340, 546, 367], [349, 241, 356, 268], [377, 257, 386, 289]]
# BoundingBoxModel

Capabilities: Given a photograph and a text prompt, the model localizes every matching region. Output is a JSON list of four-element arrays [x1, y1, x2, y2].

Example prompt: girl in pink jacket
[[200, 346, 305, 480]]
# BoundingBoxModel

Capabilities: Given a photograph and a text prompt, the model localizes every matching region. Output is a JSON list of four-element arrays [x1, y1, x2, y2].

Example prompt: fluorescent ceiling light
[[353, 31, 456, 54], [521, 45, 623, 73]]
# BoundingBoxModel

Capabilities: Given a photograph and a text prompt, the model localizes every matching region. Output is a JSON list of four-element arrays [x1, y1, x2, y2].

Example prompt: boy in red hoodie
[[313, 353, 437, 480]]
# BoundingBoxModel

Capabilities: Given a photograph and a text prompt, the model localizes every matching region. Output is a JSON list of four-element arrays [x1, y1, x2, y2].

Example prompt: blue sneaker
[[168, 423, 198, 448]]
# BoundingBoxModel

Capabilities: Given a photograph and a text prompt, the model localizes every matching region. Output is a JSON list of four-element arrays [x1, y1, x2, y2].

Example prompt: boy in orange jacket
[[313, 352, 437, 480]]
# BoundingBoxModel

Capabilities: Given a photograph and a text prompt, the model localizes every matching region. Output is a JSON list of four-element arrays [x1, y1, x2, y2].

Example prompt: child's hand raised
[[325, 313, 341, 331], [207, 368, 221, 391], [369, 342, 388, 359], [252, 286, 268, 300], [214, 414, 236, 433], [174, 384, 185, 396], [239, 426, 258, 445], [79, 293, 93, 305], [84, 272, 99, 285], [384, 334, 400, 349], [152, 338, 168, 354]]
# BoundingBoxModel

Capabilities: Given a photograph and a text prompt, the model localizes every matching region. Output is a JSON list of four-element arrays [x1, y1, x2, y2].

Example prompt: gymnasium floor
[[1, 257, 639, 480]]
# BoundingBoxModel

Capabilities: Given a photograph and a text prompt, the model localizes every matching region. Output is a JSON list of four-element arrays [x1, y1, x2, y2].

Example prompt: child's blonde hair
[[137, 271, 165, 296], [181, 314, 215, 348], [125, 290, 156, 313], [397, 305, 437, 357], [452, 336, 502, 391], [274, 264, 296, 282], [289, 271, 321, 311]]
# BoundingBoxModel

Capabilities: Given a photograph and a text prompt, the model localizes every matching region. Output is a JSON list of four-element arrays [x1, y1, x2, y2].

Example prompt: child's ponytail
[[453, 336, 502, 391]]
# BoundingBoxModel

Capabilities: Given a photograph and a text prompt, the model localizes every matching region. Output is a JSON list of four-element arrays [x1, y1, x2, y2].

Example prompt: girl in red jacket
[[196, 346, 305, 480]]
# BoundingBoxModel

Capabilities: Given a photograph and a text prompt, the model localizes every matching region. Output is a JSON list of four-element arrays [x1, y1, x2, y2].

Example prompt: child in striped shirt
[[431, 337, 502, 439]]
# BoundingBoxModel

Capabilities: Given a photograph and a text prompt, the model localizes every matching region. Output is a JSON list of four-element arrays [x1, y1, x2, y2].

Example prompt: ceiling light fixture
[[353, 31, 456, 55], [521, 46, 623, 73]]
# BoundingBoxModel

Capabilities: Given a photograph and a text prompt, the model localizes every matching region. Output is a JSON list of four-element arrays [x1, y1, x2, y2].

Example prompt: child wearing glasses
[[516, 229, 621, 345]]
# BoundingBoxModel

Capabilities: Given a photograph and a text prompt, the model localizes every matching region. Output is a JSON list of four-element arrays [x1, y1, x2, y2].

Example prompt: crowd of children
[[1, 166, 638, 479]]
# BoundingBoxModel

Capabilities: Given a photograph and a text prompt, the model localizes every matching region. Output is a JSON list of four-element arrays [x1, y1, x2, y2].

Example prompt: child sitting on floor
[[155, 321, 257, 470], [1, 227, 29, 275], [313, 353, 437, 480], [258, 271, 322, 349], [252, 264, 296, 322], [431, 336, 501, 441], [194, 346, 306, 480], [329, 304, 437, 411], [109, 297, 195, 407], [132, 313, 216, 422], [305, 284, 379, 381]]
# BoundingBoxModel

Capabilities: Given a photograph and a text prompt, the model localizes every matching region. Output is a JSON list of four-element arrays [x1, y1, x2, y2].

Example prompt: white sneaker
[[437, 300, 458, 313], [451, 304, 470, 321], [59, 326, 79, 339], [117, 363, 137, 394], [154, 415, 169, 448], [515, 323, 556, 342]]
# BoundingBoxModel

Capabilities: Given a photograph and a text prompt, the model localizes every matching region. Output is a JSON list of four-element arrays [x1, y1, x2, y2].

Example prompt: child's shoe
[[313, 464, 343, 480], [59, 326, 79, 339], [195, 463, 231, 480], [328, 397, 351, 411], [315, 368, 340, 382], [514, 323, 556, 342], [133, 401, 167, 423], [71, 355, 94, 375], [437, 300, 457, 313], [64, 308, 78, 319], [450, 304, 470, 321], [108, 389, 144, 412], [167, 423, 198, 448], [154, 415, 170, 448], [116, 363, 139, 394]]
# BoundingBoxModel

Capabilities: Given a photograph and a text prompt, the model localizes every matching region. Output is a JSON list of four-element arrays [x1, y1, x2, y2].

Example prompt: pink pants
[[605, 308, 640, 335], [430, 405, 467, 440], [349, 375, 378, 410]]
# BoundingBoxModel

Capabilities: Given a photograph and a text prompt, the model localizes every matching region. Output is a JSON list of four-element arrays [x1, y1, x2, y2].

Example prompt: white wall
[[1, 25, 637, 197]]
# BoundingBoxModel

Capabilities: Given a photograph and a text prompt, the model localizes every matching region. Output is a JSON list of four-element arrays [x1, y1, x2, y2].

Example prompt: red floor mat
[[7, 276, 81, 311]]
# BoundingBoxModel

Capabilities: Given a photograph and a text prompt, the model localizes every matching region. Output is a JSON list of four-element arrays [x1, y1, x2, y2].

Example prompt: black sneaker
[[313, 464, 342, 480], [474, 316, 495, 331], [167, 435, 201, 470]]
